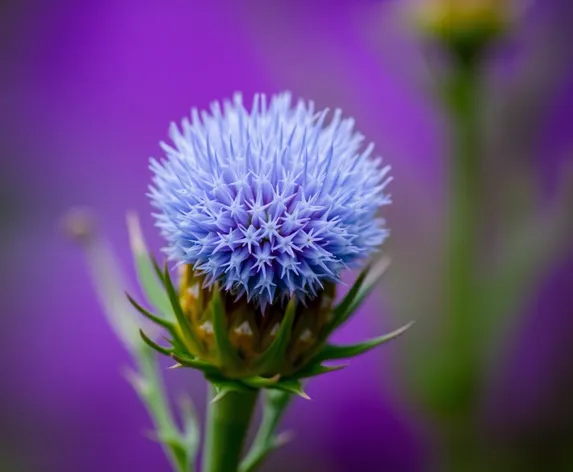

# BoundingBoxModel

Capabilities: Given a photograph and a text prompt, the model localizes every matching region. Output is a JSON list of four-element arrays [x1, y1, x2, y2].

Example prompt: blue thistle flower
[[150, 92, 391, 309]]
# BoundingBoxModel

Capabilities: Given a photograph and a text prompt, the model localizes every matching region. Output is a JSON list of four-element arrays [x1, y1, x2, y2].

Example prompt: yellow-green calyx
[[126, 214, 412, 399]]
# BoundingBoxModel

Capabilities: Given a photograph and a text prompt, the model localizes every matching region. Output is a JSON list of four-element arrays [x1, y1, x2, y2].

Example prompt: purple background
[[1, 1, 572, 471]]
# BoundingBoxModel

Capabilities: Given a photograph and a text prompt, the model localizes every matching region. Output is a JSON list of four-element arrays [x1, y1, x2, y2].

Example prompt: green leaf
[[241, 375, 281, 389], [126, 212, 173, 320], [291, 362, 347, 380], [332, 265, 369, 321], [166, 334, 190, 355], [323, 257, 391, 340], [153, 433, 190, 472], [210, 286, 243, 370], [270, 379, 310, 400], [344, 257, 391, 322], [139, 329, 173, 356], [67, 209, 141, 349], [315, 321, 415, 362], [239, 389, 293, 472], [253, 297, 297, 374], [171, 352, 219, 374], [177, 394, 200, 455], [206, 377, 254, 403], [161, 264, 203, 354], [319, 266, 369, 343], [126, 292, 174, 330], [127, 292, 188, 350]]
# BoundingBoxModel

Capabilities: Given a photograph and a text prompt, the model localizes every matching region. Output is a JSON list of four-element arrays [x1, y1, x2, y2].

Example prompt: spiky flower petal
[[150, 92, 391, 308]]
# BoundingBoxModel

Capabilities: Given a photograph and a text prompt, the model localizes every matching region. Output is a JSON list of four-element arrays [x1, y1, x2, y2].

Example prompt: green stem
[[440, 419, 483, 472], [132, 347, 197, 472], [240, 390, 292, 472], [69, 216, 198, 472], [202, 386, 258, 472], [445, 56, 482, 414], [426, 52, 485, 472]]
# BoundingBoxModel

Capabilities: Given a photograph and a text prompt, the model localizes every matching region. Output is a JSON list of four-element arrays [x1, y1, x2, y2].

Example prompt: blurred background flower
[[410, 0, 518, 47], [1, 1, 571, 471]]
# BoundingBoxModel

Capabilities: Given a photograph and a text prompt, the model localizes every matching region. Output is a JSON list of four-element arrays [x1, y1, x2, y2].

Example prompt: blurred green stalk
[[446, 53, 481, 413], [441, 50, 484, 471], [65, 210, 199, 472]]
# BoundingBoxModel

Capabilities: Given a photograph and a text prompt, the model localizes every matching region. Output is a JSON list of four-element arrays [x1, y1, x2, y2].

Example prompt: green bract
[[127, 213, 412, 400]]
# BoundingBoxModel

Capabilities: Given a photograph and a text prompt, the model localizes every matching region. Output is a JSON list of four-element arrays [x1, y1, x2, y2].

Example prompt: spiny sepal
[[314, 321, 415, 363], [204, 374, 305, 402], [127, 293, 173, 330], [207, 378, 254, 404], [127, 212, 174, 320], [319, 257, 391, 345], [267, 379, 310, 400], [170, 352, 219, 374], [290, 362, 347, 380], [128, 217, 410, 393], [241, 375, 281, 389], [252, 297, 297, 375], [139, 329, 173, 357], [210, 286, 243, 373], [160, 262, 204, 355]]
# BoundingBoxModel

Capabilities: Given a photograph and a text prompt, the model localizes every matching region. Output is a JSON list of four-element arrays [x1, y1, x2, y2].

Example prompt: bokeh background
[[1, 0, 572, 471]]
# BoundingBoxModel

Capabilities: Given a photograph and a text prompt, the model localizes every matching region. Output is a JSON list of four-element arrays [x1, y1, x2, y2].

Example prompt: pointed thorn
[[363, 255, 391, 289], [210, 389, 230, 404], [396, 320, 416, 335]]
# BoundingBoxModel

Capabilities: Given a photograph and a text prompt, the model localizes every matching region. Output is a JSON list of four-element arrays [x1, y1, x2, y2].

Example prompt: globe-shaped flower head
[[150, 92, 391, 309]]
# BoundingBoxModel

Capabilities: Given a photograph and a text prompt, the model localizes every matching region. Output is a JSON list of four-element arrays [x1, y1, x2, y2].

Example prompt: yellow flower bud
[[410, 0, 518, 54]]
